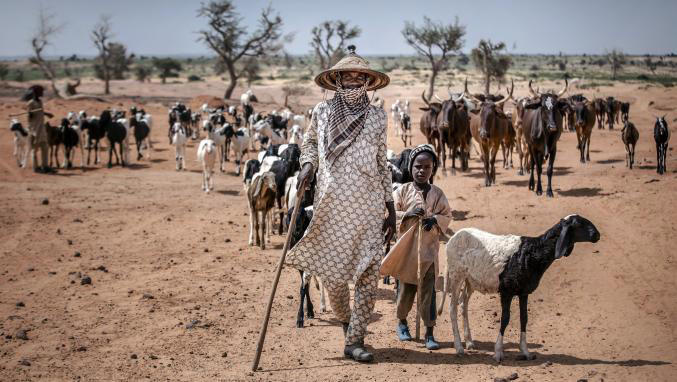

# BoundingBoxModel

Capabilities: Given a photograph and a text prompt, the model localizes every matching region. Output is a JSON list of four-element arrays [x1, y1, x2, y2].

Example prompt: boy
[[385, 144, 452, 350]]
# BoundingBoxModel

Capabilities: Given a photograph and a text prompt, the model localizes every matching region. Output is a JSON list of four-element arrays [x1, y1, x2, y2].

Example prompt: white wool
[[386, 149, 395, 160], [444, 228, 522, 294], [259, 155, 280, 173], [257, 150, 267, 163], [278, 143, 289, 156]]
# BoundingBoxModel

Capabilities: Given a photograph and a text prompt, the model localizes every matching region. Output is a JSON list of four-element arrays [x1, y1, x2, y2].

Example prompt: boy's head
[[408, 144, 438, 184]]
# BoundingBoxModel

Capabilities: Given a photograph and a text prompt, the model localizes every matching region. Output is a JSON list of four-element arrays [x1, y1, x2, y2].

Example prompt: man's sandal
[[344, 343, 374, 363]]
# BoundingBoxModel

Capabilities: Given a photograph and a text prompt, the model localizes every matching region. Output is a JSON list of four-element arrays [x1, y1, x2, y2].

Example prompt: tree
[[240, 57, 261, 88], [93, 42, 133, 80], [0, 63, 8, 81], [30, 8, 64, 98], [606, 49, 626, 80], [91, 15, 114, 94], [197, 0, 288, 99], [471, 39, 512, 95], [134, 65, 153, 82], [152, 58, 182, 84], [310, 20, 361, 70], [644, 55, 657, 74], [402, 16, 465, 99]]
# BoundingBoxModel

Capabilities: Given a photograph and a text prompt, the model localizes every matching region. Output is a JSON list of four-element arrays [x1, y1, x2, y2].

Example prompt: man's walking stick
[[251, 177, 307, 372], [415, 218, 423, 340]]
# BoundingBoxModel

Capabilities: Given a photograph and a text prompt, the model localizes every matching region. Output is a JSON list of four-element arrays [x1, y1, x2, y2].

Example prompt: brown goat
[[622, 120, 639, 169], [247, 172, 277, 250]]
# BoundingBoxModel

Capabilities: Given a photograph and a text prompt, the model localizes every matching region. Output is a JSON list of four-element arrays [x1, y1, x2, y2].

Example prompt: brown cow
[[501, 113, 517, 169], [606, 97, 621, 130], [466, 80, 513, 186], [511, 97, 532, 176], [419, 91, 442, 153], [433, 86, 471, 174], [593, 98, 606, 129], [522, 79, 568, 197], [573, 99, 596, 163]]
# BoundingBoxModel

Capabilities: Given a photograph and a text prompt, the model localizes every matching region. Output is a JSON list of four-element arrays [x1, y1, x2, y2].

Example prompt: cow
[[572, 99, 596, 163], [433, 83, 471, 174], [606, 97, 621, 130], [522, 79, 568, 197], [620, 102, 630, 122], [593, 98, 607, 129], [654, 116, 670, 175], [465, 79, 513, 186], [511, 97, 531, 176], [419, 91, 443, 154]]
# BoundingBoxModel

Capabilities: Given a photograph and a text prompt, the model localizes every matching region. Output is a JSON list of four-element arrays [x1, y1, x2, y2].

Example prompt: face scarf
[[324, 73, 370, 165]]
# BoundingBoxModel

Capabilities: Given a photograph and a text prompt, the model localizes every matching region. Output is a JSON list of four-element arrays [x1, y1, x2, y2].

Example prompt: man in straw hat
[[22, 85, 55, 173], [286, 45, 395, 363]]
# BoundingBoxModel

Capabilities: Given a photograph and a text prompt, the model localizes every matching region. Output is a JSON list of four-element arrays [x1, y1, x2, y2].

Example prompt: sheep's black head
[[555, 214, 600, 259]]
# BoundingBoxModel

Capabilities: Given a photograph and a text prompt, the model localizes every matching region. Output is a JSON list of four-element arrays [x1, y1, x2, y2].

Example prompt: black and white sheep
[[100, 110, 127, 168], [10, 119, 30, 168], [59, 118, 81, 169], [438, 214, 600, 362], [77, 111, 105, 166]]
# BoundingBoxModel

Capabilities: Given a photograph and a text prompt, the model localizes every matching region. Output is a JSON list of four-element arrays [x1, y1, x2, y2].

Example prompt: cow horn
[[495, 79, 514, 107], [434, 94, 444, 102], [557, 78, 568, 97], [421, 91, 430, 107], [528, 80, 540, 97], [464, 78, 482, 104]]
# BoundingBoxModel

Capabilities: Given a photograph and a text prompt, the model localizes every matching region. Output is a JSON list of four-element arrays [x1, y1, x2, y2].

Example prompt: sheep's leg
[[494, 293, 513, 363], [448, 279, 464, 355], [624, 143, 630, 167], [305, 279, 315, 319], [460, 282, 474, 350], [260, 210, 266, 250], [517, 294, 535, 360], [248, 204, 255, 246], [297, 271, 306, 328], [95, 141, 101, 164], [107, 146, 114, 168], [119, 142, 126, 167], [318, 278, 326, 312], [630, 143, 635, 169]]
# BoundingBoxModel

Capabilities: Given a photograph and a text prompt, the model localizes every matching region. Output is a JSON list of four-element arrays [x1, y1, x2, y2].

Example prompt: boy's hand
[[404, 207, 424, 219], [422, 217, 437, 231]]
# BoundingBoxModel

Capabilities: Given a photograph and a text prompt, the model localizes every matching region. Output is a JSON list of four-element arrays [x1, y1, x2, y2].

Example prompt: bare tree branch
[[197, 0, 287, 99], [91, 15, 114, 95], [310, 20, 360, 70], [30, 7, 65, 98]]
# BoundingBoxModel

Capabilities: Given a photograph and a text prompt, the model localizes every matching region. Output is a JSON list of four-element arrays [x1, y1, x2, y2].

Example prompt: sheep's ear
[[555, 224, 573, 259]]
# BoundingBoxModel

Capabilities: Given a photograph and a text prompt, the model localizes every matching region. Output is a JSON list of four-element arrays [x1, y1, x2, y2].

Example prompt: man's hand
[[404, 206, 424, 219], [422, 216, 437, 231], [383, 201, 397, 243], [296, 163, 314, 190]]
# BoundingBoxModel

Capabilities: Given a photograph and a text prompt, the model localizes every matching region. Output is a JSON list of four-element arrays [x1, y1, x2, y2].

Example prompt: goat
[[621, 120, 639, 169], [100, 110, 127, 168], [289, 124, 303, 145], [77, 111, 105, 166], [45, 121, 63, 168], [438, 214, 600, 362], [203, 120, 229, 172], [59, 118, 81, 169], [197, 139, 217, 193], [242, 158, 261, 190], [129, 115, 150, 161], [170, 122, 188, 171], [254, 120, 286, 146], [391, 100, 402, 136], [10, 119, 30, 168], [654, 116, 671, 174], [400, 111, 412, 147], [620, 102, 630, 122], [287, 206, 327, 328], [222, 125, 250, 176], [247, 172, 277, 249], [241, 89, 254, 107]]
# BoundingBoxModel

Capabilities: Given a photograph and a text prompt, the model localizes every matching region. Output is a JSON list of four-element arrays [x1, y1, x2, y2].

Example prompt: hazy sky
[[1, 0, 676, 57]]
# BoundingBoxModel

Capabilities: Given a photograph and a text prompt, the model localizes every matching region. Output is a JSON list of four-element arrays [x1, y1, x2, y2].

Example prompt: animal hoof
[[465, 341, 475, 350], [455, 347, 465, 356], [296, 321, 304, 328], [546, 190, 554, 198], [494, 352, 504, 363], [516, 353, 536, 361], [536, 190, 542, 196]]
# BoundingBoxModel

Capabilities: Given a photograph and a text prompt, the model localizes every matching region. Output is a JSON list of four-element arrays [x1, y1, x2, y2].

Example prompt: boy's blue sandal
[[425, 335, 440, 350], [397, 321, 412, 341]]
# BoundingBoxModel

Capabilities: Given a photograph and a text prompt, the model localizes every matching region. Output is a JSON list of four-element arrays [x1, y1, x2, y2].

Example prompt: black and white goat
[[222, 125, 250, 175], [77, 111, 105, 166], [10, 119, 30, 168], [438, 214, 600, 362], [654, 116, 670, 175], [243, 158, 261, 190], [59, 118, 81, 169], [100, 110, 127, 168], [129, 115, 151, 161], [287, 206, 326, 328]]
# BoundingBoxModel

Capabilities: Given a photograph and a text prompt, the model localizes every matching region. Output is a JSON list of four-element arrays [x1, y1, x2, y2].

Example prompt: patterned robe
[[285, 100, 392, 283]]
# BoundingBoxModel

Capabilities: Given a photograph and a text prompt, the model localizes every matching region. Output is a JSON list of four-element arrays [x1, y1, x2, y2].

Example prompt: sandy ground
[[0, 78, 676, 381]]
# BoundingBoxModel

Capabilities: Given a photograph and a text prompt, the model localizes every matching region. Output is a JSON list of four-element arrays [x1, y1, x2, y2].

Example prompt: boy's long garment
[[381, 182, 452, 286]]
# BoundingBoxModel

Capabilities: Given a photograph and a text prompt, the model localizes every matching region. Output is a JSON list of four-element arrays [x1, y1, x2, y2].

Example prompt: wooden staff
[[9, 108, 43, 118], [251, 177, 307, 372], [415, 217, 423, 340]]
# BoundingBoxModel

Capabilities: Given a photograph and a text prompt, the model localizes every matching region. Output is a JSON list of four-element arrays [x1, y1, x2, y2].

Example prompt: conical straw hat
[[314, 45, 390, 91]]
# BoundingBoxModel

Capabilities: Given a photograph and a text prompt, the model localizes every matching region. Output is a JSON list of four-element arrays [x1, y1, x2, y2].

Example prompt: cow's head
[[524, 80, 568, 132], [464, 78, 513, 139]]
